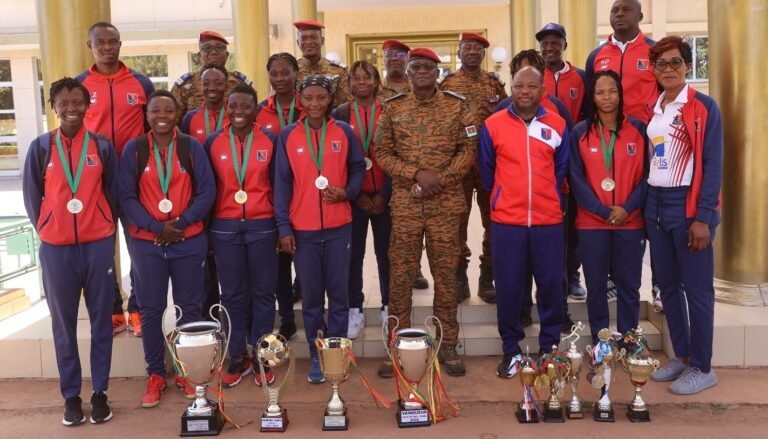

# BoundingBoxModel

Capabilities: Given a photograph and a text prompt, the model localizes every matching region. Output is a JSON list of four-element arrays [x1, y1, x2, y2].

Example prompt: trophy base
[[627, 406, 651, 423], [566, 406, 584, 419], [260, 409, 289, 432], [593, 405, 615, 423], [515, 406, 539, 424], [543, 406, 565, 423], [322, 410, 349, 431], [396, 406, 431, 428], [180, 401, 224, 437]]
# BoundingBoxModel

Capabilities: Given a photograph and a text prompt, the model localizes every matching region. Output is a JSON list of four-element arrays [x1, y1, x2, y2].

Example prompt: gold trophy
[[516, 353, 540, 423], [316, 335, 353, 430], [563, 321, 586, 419], [620, 327, 660, 422], [538, 345, 570, 423], [163, 304, 230, 436], [256, 333, 295, 432], [586, 328, 622, 423], [383, 316, 442, 427]]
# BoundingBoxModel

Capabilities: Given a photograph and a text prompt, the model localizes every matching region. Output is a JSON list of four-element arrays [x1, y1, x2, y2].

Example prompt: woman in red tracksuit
[[206, 84, 279, 388], [568, 70, 648, 344], [181, 64, 229, 144]]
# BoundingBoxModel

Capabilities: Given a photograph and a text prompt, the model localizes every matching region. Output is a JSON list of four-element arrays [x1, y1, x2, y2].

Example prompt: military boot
[[438, 344, 466, 376], [456, 263, 470, 303], [412, 267, 429, 290], [477, 264, 496, 304]]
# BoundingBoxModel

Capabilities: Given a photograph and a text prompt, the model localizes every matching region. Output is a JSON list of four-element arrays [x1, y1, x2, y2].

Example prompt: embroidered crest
[[465, 125, 478, 137], [89, 91, 97, 105], [626, 143, 637, 156], [256, 149, 267, 161], [541, 127, 552, 140], [590, 146, 599, 154], [219, 153, 228, 160], [569, 87, 579, 100], [599, 58, 610, 69], [127, 93, 139, 105], [332, 140, 342, 152], [86, 154, 97, 167], [297, 146, 305, 154], [636, 58, 650, 71]]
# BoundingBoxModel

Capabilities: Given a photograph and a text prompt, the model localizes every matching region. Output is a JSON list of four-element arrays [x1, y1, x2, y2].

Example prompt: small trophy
[[586, 328, 622, 423], [516, 353, 540, 424], [563, 321, 586, 419], [538, 345, 570, 423], [316, 336, 353, 430], [256, 333, 295, 432], [164, 304, 230, 437], [620, 327, 660, 422]]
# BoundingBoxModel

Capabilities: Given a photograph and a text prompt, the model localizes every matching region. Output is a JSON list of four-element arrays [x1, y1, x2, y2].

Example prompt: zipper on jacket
[[108, 79, 116, 148], [314, 129, 325, 233], [66, 138, 80, 244], [526, 127, 532, 227], [240, 140, 246, 220]]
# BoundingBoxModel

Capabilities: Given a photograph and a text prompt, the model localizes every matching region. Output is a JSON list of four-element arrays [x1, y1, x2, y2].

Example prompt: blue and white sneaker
[[307, 355, 326, 384], [606, 279, 618, 303], [496, 353, 523, 378], [670, 367, 718, 395], [568, 283, 587, 301]]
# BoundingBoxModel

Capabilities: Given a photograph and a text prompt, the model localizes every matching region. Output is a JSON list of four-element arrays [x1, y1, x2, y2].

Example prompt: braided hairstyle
[[509, 49, 545, 77], [48, 77, 91, 109]]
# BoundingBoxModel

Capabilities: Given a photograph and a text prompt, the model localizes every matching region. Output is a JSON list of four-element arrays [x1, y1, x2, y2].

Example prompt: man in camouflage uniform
[[375, 48, 477, 377], [378, 39, 411, 101], [171, 30, 252, 118], [293, 20, 350, 109], [439, 33, 507, 305]]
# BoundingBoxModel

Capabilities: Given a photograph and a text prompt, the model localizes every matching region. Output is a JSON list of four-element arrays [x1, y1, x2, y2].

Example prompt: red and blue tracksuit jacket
[[181, 105, 230, 144], [22, 126, 118, 245], [117, 131, 215, 241], [76, 62, 154, 157], [479, 104, 569, 226], [330, 101, 392, 199], [274, 117, 366, 237], [256, 96, 305, 136], [204, 122, 277, 228], [585, 32, 659, 123], [544, 61, 588, 122], [569, 117, 648, 230]]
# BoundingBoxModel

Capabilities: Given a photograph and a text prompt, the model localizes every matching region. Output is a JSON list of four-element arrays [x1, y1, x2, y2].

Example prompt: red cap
[[459, 32, 489, 48], [408, 48, 441, 64], [199, 30, 228, 45], [293, 20, 325, 31], [382, 39, 411, 52]]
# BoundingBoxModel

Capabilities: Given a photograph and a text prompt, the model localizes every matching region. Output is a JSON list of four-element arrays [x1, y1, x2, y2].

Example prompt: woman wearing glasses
[[645, 36, 723, 395]]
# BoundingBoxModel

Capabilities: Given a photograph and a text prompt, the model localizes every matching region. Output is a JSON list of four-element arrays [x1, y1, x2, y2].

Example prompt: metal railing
[[0, 216, 39, 286]]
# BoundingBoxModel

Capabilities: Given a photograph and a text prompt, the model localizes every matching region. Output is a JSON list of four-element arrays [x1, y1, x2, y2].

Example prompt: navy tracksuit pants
[[293, 225, 351, 356], [646, 186, 716, 372], [40, 236, 116, 399], [578, 228, 645, 344], [492, 222, 564, 355], [349, 203, 391, 310], [131, 233, 207, 376], [210, 228, 278, 360]]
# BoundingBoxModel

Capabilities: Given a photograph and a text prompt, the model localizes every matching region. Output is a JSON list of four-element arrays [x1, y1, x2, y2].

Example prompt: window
[[0, 59, 18, 171], [686, 36, 708, 81], [189, 53, 237, 73], [122, 55, 169, 90]]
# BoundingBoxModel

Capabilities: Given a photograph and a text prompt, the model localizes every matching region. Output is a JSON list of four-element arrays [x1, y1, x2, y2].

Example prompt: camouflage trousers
[[459, 165, 492, 271], [388, 214, 461, 344]]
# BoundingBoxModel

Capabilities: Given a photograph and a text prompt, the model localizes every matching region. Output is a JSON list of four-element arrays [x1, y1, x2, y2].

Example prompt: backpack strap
[[38, 132, 52, 179], [334, 102, 351, 124], [175, 134, 196, 192], [135, 135, 150, 181]]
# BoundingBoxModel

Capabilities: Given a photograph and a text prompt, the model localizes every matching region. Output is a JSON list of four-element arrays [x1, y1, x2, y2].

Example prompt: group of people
[[22, 0, 722, 428]]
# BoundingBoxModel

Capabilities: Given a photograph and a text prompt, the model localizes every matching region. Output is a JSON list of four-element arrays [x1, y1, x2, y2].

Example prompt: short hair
[[349, 60, 381, 97], [228, 83, 259, 105], [510, 49, 545, 76], [201, 63, 228, 78], [649, 35, 693, 65], [147, 89, 178, 108], [88, 22, 119, 38], [266, 52, 299, 72], [48, 77, 91, 109]]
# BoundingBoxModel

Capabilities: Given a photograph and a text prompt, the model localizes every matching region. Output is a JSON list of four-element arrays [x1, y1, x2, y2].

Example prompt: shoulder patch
[[174, 72, 194, 86], [383, 93, 407, 103], [232, 71, 253, 86], [443, 90, 466, 101], [328, 59, 348, 69], [488, 71, 506, 86]]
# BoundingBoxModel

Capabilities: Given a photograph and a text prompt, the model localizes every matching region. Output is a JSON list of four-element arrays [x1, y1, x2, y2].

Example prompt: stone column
[[232, 0, 270, 101]]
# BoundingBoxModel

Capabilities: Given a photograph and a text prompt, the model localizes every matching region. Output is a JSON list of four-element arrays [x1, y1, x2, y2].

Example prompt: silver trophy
[[563, 321, 585, 419], [163, 304, 231, 436], [586, 328, 622, 423], [256, 333, 295, 432]]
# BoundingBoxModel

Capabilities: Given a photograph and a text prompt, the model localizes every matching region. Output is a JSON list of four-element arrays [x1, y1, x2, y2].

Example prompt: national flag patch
[[256, 149, 267, 161], [465, 125, 478, 137], [626, 143, 637, 156], [127, 93, 139, 105], [541, 127, 552, 140], [569, 88, 579, 100], [636, 58, 650, 71], [86, 154, 97, 166], [332, 141, 342, 152]]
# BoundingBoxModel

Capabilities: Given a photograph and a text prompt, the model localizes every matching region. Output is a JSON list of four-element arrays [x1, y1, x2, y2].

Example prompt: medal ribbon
[[275, 96, 296, 129], [352, 101, 376, 154], [228, 127, 255, 188], [204, 105, 226, 136], [152, 137, 175, 196], [599, 121, 617, 174], [304, 118, 327, 173], [55, 130, 90, 196]]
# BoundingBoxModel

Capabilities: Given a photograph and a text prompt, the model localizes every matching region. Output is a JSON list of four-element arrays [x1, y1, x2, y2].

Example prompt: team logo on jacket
[[636, 58, 650, 71], [599, 58, 610, 69], [196, 129, 204, 136], [256, 149, 267, 161], [86, 154, 98, 167], [626, 143, 637, 156], [90, 91, 98, 105], [127, 93, 139, 105], [47, 160, 54, 169], [220, 153, 228, 160], [671, 115, 682, 126], [541, 127, 552, 140], [297, 146, 304, 153], [569, 88, 579, 100], [332, 140, 342, 152], [144, 166, 151, 173], [652, 136, 668, 170], [265, 123, 273, 130]]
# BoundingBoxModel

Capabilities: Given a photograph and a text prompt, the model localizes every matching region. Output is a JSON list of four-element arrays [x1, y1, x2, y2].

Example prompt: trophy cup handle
[[209, 304, 232, 369], [425, 315, 444, 363], [161, 304, 183, 340], [382, 315, 400, 359]]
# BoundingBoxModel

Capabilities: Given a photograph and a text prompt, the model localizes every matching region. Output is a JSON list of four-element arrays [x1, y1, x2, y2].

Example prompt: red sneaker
[[254, 367, 275, 387], [127, 312, 142, 337], [112, 314, 127, 336], [175, 376, 196, 399], [141, 374, 166, 408], [221, 356, 254, 388]]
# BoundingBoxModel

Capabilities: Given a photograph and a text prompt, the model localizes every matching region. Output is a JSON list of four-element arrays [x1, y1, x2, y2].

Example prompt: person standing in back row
[[294, 20, 350, 109]]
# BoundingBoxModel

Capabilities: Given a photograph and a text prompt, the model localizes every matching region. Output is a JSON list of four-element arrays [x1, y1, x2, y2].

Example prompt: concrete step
[[0, 288, 30, 321]]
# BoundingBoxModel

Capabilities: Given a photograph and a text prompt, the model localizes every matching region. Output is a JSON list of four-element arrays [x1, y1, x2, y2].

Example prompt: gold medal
[[315, 175, 329, 190], [601, 177, 616, 192], [234, 189, 248, 204], [66, 198, 84, 214], [364, 157, 373, 171], [158, 198, 173, 213]]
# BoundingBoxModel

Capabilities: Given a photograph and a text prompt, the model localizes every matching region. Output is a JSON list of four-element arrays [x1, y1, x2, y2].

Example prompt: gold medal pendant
[[158, 198, 173, 213], [234, 189, 248, 205], [364, 157, 373, 171], [66, 198, 84, 214], [315, 175, 329, 190], [601, 177, 616, 192]]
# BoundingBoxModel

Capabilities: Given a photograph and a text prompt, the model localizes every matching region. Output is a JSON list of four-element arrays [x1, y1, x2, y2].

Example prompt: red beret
[[199, 30, 228, 45], [408, 48, 441, 64], [459, 32, 490, 48], [293, 20, 325, 31], [382, 39, 410, 52]]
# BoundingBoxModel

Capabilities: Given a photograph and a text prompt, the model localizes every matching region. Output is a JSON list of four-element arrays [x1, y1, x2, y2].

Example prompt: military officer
[[378, 39, 411, 100], [293, 20, 350, 109]]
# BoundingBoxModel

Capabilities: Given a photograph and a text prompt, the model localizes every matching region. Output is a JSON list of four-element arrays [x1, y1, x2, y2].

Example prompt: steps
[[0, 288, 30, 321]]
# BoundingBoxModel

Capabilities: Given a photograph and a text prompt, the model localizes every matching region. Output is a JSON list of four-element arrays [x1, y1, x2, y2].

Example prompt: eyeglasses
[[653, 58, 684, 71], [201, 44, 227, 54], [385, 50, 408, 59], [408, 62, 437, 72]]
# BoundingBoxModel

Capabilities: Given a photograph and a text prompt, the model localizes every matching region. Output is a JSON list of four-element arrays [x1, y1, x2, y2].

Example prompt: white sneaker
[[380, 306, 389, 334], [347, 308, 365, 339]]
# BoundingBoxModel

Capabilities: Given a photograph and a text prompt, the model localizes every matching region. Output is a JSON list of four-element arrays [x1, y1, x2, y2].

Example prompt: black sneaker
[[279, 320, 297, 340], [496, 353, 523, 378], [561, 314, 576, 334], [89, 391, 112, 424], [519, 310, 533, 328], [62, 396, 86, 426]]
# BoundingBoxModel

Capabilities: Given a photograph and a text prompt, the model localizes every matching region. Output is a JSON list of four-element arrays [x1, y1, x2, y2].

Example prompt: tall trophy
[[516, 353, 540, 423], [586, 328, 622, 423], [563, 321, 586, 419], [316, 335, 353, 430], [620, 327, 660, 422], [383, 316, 442, 428], [164, 304, 230, 437], [256, 333, 295, 432], [538, 345, 570, 423]]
